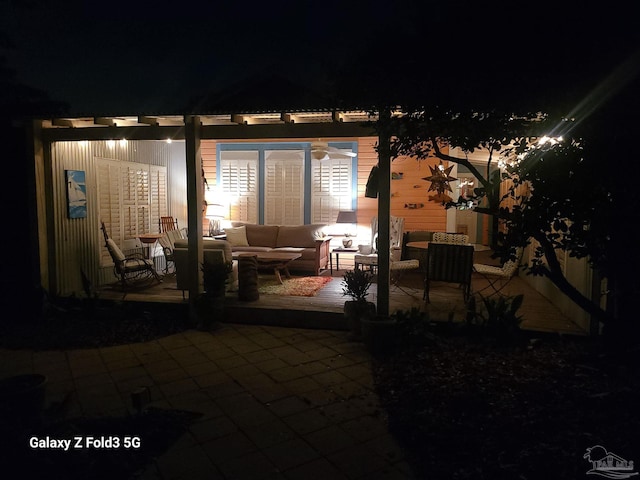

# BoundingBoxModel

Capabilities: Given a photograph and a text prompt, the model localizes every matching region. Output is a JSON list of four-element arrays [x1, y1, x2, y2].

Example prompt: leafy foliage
[[392, 307, 437, 347], [341, 268, 373, 303], [377, 83, 640, 330], [201, 260, 233, 296], [466, 294, 524, 345]]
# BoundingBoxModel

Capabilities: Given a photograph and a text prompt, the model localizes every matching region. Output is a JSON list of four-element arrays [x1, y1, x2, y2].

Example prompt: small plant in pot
[[341, 268, 376, 341]]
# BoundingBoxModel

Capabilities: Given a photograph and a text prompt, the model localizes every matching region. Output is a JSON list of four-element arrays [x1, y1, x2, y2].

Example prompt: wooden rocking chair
[[100, 222, 162, 291]]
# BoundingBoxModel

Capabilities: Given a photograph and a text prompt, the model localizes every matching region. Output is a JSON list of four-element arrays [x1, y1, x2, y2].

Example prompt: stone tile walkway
[[0, 324, 414, 479]]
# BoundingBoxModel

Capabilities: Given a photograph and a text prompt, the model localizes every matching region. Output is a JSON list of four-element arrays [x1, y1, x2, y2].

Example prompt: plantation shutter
[[149, 165, 168, 232], [311, 157, 353, 224], [220, 151, 259, 224], [121, 165, 150, 241], [264, 150, 304, 225], [96, 159, 122, 266], [96, 158, 167, 265]]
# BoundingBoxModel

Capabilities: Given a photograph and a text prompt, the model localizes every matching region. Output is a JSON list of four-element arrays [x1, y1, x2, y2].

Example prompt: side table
[[330, 247, 359, 274], [138, 233, 164, 259]]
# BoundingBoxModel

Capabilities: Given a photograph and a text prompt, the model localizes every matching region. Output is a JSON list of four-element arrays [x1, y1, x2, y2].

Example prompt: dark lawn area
[[372, 327, 640, 479]]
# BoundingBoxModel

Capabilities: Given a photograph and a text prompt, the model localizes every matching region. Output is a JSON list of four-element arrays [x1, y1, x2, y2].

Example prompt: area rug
[[258, 276, 333, 297]]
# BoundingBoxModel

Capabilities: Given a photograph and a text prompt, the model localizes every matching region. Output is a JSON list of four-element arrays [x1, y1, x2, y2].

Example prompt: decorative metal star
[[422, 162, 457, 196]]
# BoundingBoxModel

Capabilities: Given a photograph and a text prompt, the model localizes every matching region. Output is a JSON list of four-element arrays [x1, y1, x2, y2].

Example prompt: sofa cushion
[[276, 224, 326, 248], [225, 226, 249, 247], [203, 238, 233, 261], [273, 247, 305, 253], [245, 224, 279, 247], [167, 229, 183, 245], [274, 247, 313, 260], [232, 245, 272, 253]]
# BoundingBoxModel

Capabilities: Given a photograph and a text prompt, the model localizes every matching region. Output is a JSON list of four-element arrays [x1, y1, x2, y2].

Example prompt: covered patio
[[29, 104, 594, 336], [97, 255, 587, 337]]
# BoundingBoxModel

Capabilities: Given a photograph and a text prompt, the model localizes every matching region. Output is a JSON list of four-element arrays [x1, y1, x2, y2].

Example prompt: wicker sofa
[[226, 222, 330, 275]]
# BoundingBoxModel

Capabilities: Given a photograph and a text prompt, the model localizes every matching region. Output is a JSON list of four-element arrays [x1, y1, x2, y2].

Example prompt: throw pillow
[[225, 226, 249, 247]]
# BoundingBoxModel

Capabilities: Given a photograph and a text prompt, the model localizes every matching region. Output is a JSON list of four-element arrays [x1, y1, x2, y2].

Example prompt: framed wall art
[[65, 169, 87, 218]]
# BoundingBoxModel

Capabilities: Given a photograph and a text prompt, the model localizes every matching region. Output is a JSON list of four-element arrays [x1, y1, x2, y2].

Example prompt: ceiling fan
[[310, 141, 357, 161]]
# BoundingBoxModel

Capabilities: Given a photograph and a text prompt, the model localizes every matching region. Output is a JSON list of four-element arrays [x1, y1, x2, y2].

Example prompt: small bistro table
[[330, 247, 359, 274], [138, 233, 165, 259]]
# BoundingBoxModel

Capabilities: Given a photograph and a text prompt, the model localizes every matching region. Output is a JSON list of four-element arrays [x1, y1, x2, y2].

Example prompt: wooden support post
[[185, 115, 204, 305], [377, 108, 392, 318]]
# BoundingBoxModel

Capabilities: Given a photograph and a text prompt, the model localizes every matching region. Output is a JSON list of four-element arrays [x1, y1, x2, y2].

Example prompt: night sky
[[1, 0, 639, 116]]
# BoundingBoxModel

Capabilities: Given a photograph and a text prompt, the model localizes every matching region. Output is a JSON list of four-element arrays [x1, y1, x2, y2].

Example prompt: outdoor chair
[[432, 232, 470, 244], [160, 216, 179, 233], [100, 221, 162, 291], [387, 236, 419, 286], [354, 215, 405, 273], [424, 242, 474, 303], [390, 259, 420, 287], [157, 229, 184, 274], [158, 216, 186, 274], [473, 247, 523, 296]]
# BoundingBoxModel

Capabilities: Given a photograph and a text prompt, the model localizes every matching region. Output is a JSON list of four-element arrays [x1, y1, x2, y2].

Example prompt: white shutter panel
[[96, 158, 122, 266], [149, 165, 168, 233], [311, 157, 353, 224], [121, 165, 137, 242], [135, 166, 150, 237], [97, 159, 167, 262], [264, 150, 304, 225], [220, 151, 259, 224]]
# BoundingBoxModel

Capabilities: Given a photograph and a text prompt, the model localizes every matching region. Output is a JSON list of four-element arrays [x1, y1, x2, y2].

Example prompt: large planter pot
[[361, 316, 398, 356], [344, 300, 376, 341], [193, 293, 225, 331], [0, 374, 47, 431]]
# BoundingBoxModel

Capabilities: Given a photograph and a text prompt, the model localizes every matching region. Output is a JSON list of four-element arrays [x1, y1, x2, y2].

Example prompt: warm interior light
[[206, 203, 226, 236], [336, 210, 358, 247]]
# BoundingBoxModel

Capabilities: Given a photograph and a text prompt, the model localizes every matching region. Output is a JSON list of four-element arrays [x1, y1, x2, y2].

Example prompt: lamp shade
[[336, 210, 357, 224], [205, 203, 226, 218]]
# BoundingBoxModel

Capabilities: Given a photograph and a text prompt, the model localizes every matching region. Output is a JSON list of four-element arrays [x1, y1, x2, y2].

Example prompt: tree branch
[[534, 233, 610, 324]]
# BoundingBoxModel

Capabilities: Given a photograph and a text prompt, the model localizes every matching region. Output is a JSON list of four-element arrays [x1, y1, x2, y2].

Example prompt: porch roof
[[39, 109, 380, 142]]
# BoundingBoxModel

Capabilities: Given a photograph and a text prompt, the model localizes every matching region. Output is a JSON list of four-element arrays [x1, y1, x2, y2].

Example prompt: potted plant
[[341, 268, 376, 341], [194, 260, 233, 330], [360, 312, 399, 357]]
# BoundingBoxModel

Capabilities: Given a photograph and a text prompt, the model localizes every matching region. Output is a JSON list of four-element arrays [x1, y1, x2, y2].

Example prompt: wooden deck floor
[[98, 261, 588, 336]]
